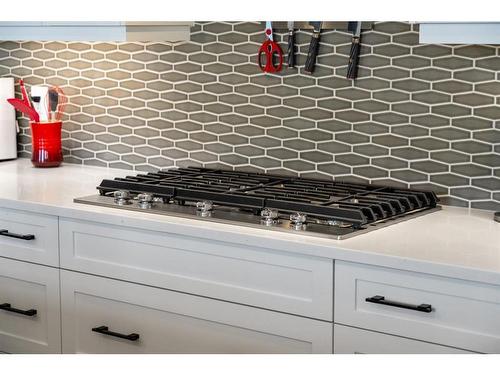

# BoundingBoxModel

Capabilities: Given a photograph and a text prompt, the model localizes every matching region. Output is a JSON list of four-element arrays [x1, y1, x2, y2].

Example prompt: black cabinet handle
[[0, 303, 37, 316], [92, 325, 140, 341], [0, 229, 35, 241], [365, 295, 432, 313]]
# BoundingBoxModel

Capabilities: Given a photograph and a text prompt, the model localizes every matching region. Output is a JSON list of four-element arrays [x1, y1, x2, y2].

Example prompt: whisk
[[48, 86, 67, 122]]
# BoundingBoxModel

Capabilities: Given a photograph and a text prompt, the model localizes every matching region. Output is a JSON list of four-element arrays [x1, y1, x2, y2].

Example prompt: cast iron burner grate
[[96, 167, 438, 228]]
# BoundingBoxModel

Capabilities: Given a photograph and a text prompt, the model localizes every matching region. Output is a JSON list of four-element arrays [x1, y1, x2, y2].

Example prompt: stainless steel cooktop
[[74, 167, 440, 240]]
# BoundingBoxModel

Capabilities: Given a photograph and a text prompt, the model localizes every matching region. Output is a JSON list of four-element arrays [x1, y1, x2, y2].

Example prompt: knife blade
[[287, 21, 296, 68], [304, 21, 322, 74], [346, 21, 362, 80]]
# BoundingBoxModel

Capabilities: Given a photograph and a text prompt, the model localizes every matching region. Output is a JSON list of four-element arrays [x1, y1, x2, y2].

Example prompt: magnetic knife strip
[[270, 21, 373, 31]]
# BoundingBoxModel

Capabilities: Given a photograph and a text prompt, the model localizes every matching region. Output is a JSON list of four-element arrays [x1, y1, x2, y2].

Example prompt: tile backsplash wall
[[1, 22, 500, 210]]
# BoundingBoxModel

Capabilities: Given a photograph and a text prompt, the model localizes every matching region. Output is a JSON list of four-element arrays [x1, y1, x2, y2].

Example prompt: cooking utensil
[[19, 79, 32, 108], [7, 98, 40, 122], [31, 95, 42, 117], [51, 86, 67, 122], [304, 21, 322, 74], [287, 21, 296, 68], [30, 85, 49, 122], [48, 88, 59, 122], [258, 21, 283, 73], [347, 21, 362, 80]]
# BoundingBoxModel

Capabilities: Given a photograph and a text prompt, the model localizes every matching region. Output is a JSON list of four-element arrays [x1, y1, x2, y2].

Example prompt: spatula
[[7, 98, 40, 122], [19, 79, 32, 108]]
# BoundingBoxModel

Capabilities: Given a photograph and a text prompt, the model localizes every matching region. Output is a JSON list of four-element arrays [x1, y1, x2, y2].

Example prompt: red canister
[[30, 121, 63, 167]]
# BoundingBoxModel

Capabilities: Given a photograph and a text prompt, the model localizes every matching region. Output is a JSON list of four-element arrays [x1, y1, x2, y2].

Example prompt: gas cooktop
[[74, 167, 440, 240]]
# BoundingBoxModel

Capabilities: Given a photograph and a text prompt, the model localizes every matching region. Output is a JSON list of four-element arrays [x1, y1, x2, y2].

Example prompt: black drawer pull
[[0, 229, 35, 241], [92, 326, 140, 341], [365, 295, 432, 313], [0, 303, 37, 316]]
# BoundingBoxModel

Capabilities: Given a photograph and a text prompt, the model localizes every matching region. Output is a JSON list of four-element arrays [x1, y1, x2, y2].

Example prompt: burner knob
[[290, 212, 307, 229], [114, 190, 130, 199], [261, 208, 279, 225], [137, 193, 154, 209], [113, 190, 131, 205], [152, 196, 165, 204], [196, 200, 213, 217]]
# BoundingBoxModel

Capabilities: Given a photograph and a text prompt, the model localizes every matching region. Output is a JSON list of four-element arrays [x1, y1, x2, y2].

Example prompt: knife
[[346, 21, 362, 80], [287, 21, 296, 68], [304, 21, 322, 74]]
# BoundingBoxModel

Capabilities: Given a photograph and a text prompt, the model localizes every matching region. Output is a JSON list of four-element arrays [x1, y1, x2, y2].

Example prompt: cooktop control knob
[[137, 193, 154, 209], [261, 208, 279, 226], [152, 196, 165, 204], [290, 212, 307, 229], [113, 190, 131, 205], [196, 200, 213, 217]]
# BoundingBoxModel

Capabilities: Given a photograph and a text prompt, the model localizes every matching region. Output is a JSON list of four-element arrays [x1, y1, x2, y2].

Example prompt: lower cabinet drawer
[[59, 218, 333, 321], [60, 270, 333, 354], [335, 260, 500, 353], [0, 258, 61, 354], [0, 207, 59, 266], [334, 325, 473, 354]]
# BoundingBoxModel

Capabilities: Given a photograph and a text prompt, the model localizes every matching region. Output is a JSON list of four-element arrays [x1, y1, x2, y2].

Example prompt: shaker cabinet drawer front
[[334, 325, 473, 354], [335, 261, 500, 353], [0, 258, 61, 354], [0, 207, 59, 266], [60, 270, 332, 354], [59, 219, 333, 321]]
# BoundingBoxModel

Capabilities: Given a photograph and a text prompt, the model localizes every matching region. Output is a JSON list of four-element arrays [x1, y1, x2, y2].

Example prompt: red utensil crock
[[30, 121, 63, 168]]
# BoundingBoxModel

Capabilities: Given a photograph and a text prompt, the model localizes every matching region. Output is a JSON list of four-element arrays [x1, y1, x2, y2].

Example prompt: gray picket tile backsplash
[[1, 21, 500, 210]]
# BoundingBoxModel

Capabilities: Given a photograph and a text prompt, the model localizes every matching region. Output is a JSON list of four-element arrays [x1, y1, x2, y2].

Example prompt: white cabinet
[[335, 261, 500, 353], [334, 325, 473, 354], [0, 22, 192, 42], [419, 23, 500, 44], [60, 270, 332, 354], [0, 207, 59, 266], [3, 202, 500, 354], [0, 257, 61, 354], [59, 218, 333, 321]]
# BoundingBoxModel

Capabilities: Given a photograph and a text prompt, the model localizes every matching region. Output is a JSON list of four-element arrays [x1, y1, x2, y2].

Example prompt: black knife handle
[[347, 37, 361, 80], [304, 32, 320, 74], [287, 30, 296, 68]]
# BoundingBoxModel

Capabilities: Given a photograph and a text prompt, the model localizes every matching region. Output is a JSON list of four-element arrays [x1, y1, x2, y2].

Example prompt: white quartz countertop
[[1, 158, 500, 285]]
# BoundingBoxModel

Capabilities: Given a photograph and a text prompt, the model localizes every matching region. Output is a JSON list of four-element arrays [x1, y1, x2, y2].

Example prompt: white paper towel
[[0, 77, 17, 161]]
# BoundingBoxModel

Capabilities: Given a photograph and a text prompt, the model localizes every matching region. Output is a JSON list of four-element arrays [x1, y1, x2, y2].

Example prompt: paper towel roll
[[0, 77, 17, 161]]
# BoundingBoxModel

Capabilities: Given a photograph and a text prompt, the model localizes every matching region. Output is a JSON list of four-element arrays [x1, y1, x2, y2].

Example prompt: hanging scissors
[[258, 21, 283, 73]]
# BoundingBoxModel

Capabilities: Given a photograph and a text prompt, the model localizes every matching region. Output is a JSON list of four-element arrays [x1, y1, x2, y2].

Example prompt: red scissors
[[258, 21, 283, 73]]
